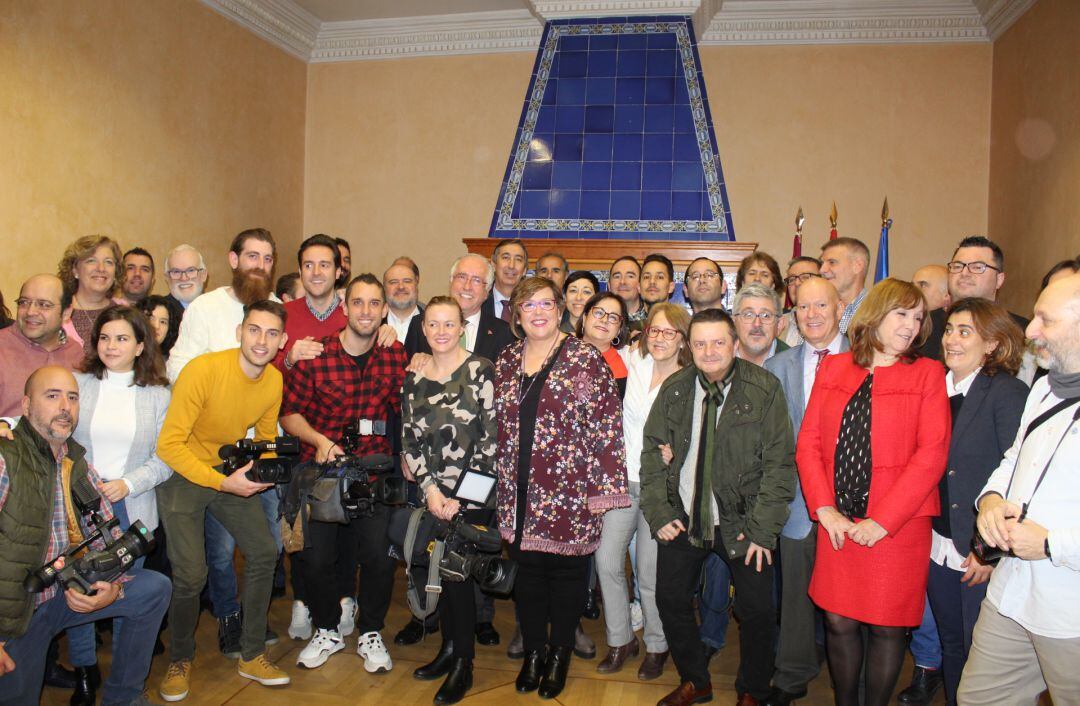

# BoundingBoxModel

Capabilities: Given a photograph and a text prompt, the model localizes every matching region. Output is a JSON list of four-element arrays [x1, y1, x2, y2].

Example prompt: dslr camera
[[436, 514, 517, 596], [218, 435, 301, 484], [24, 475, 155, 596]]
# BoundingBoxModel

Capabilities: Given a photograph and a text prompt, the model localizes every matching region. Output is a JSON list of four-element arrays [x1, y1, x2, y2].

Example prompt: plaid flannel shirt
[[0, 446, 121, 607], [282, 335, 408, 462]]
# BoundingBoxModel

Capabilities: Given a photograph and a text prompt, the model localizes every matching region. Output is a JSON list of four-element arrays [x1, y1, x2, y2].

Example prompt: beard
[[232, 267, 273, 306], [388, 291, 417, 312]]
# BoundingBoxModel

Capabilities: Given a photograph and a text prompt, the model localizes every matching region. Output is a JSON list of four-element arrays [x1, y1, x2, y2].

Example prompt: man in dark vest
[[0, 366, 170, 705]]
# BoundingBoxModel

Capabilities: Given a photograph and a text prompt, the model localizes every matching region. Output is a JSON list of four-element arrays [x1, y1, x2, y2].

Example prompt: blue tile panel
[[490, 17, 735, 241]]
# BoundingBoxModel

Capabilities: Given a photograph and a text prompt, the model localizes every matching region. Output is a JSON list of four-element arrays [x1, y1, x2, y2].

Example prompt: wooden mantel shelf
[[463, 238, 757, 272]]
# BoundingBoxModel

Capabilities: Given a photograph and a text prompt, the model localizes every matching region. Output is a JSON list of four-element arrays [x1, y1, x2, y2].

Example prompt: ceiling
[[200, 0, 1036, 63]]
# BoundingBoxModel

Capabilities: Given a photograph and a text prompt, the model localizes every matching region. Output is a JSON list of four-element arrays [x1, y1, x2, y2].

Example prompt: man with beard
[[280, 274, 407, 673], [684, 257, 728, 313], [164, 244, 209, 314], [384, 258, 422, 344], [733, 283, 788, 367], [483, 239, 528, 323], [334, 237, 352, 291], [276, 235, 346, 371], [642, 254, 676, 309], [120, 247, 155, 305], [163, 228, 281, 659], [156, 301, 291, 700]]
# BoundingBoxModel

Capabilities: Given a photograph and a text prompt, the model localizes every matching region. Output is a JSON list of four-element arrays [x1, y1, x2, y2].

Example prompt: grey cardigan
[[71, 372, 172, 531]]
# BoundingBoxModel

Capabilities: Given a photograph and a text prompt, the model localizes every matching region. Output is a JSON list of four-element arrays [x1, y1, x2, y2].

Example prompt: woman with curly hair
[[57, 234, 124, 352]]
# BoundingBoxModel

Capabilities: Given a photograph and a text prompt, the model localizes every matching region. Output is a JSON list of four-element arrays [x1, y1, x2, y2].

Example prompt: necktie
[[690, 373, 726, 546], [814, 348, 829, 372], [499, 300, 512, 322]]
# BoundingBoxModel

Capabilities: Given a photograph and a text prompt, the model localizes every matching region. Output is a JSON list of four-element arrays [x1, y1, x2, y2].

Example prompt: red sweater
[[273, 298, 347, 372]]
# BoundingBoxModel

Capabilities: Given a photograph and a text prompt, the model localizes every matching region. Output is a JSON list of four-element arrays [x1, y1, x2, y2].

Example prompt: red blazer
[[796, 352, 950, 534]]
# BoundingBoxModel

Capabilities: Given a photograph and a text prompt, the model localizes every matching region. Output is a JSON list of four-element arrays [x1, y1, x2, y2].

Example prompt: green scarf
[[689, 365, 732, 546]]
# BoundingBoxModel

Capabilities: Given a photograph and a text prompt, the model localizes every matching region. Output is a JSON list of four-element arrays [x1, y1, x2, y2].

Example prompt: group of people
[[0, 228, 1077, 706]]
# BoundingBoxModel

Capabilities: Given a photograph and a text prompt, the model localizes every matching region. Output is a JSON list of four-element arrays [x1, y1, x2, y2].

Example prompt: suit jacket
[[919, 306, 1030, 360], [403, 307, 514, 365], [71, 373, 173, 531], [166, 293, 189, 320], [941, 370, 1027, 555], [764, 335, 850, 539]]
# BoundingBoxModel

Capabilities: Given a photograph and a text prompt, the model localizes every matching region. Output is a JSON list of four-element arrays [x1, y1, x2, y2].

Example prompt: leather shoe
[[414, 640, 454, 680], [44, 658, 76, 690], [434, 657, 473, 704], [737, 694, 760, 706], [596, 638, 639, 674], [574, 623, 596, 659], [583, 588, 601, 620], [516, 649, 546, 693], [70, 665, 101, 706], [658, 680, 713, 706], [507, 627, 525, 659], [761, 685, 806, 706], [395, 617, 438, 646], [897, 666, 943, 705], [538, 645, 571, 699], [475, 621, 500, 646], [637, 650, 668, 681]]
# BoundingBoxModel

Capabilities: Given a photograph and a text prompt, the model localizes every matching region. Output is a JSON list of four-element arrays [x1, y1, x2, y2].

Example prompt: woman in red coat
[[796, 278, 950, 706]]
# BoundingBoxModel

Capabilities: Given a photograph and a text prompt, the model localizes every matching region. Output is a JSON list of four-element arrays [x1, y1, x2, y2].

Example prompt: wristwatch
[[1045, 536, 1052, 561]]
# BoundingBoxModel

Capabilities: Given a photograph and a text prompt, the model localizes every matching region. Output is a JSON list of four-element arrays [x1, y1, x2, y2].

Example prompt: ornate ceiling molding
[[199, 0, 1037, 62]]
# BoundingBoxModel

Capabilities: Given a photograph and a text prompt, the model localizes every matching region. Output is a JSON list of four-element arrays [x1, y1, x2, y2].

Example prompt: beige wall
[[304, 43, 992, 291], [988, 0, 1080, 315], [0, 0, 307, 303]]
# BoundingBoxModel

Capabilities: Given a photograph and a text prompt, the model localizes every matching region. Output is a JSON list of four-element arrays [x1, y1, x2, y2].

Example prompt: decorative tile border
[[490, 17, 735, 240]]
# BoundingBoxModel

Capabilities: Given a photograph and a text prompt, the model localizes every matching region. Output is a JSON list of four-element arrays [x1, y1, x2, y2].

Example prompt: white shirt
[[463, 310, 482, 353], [90, 370, 136, 483], [930, 367, 981, 570], [801, 333, 845, 405], [166, 286, 281, 382], [387, 306, 420, 344], [979, 375, 1080, 638], [678, 375, 731, 521], [623, 354, 661, 484]]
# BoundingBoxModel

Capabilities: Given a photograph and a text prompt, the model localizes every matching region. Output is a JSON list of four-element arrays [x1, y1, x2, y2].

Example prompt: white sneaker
[[338, 597, 357, 637], [630, 600, 644, 632], [289, 600, 313, 641], [357, 631, 393, 673], [297, 629, 345, 669]]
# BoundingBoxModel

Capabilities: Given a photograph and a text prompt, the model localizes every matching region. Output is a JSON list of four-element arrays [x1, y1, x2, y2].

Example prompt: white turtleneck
[[90, 369, 137, 482]]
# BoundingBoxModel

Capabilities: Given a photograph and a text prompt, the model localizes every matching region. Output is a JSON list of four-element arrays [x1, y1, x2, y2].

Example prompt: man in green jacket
[[640, 308, 795, 706]]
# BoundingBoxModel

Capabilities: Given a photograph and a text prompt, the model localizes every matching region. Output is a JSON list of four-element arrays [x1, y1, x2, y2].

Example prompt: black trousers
[[927, 559, 987, 705], [656, 530, 777, 699], [300, 504, 396, 633], [437, 509, 495, 659], [507, 544, 590, 652]]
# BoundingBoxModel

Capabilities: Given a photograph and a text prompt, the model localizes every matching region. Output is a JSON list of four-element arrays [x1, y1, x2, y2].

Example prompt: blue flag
[[874, 222, 890, 283]]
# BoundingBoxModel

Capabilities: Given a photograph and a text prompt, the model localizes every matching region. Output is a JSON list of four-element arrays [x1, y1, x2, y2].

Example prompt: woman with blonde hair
[[57, 234, 124, 352]]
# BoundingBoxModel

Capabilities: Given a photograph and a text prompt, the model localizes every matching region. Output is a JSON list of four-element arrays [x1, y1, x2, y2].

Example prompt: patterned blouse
[[834, 373, 873, 518], [401, 355, 497, 509], [494, 335, 630, 555]]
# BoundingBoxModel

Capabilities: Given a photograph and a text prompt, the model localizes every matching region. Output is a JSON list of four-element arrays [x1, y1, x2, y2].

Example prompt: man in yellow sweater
[[155, 300, 291, 701]]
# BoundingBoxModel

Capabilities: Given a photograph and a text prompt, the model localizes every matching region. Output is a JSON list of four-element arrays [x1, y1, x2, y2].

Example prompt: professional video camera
[[217, 435, 300, 484], [24, 475, 155, 596], [436, 513, 517, 596], [308, 452, 407, 522]]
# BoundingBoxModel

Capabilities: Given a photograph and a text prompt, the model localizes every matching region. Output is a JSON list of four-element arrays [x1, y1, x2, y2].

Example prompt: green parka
[[639, 358, 796, 559]]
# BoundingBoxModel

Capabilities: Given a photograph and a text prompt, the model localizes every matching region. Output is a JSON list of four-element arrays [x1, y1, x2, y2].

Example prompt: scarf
[[1048, 369, 1080, 399], [689, 365, 733, 546]]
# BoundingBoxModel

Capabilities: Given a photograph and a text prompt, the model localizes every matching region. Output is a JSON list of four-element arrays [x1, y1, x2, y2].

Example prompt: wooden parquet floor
[[42, 570, 946, 706]]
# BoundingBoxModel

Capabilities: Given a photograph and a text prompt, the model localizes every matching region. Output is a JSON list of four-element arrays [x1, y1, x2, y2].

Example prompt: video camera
[[217, 435, 301, 484], [314, 452, 407, 520], [24, 475, 155, 596], [435, 514, 516, 596]]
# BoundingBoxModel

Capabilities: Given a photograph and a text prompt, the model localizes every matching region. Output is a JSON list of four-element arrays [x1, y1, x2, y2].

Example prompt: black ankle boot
[[516, 649, 546, 693], [217, 611, 242, 659], [69, 665, 100, 706], [44, 638, 76, 689], [582, 588, 601, 620], [414, 640, 455, 680], [538, 645, 571, 700], [434, 658, 473, 705]]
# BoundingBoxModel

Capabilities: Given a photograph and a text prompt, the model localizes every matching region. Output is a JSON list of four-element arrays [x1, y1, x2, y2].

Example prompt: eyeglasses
[[451, 272, 486, 288], [687, 271, 721, 283], [946, 261, 1001, 275], [518, 299, 557, 313], [15, 298, 58, 312], [589, 307, 623, 325], [646, 326, 680, 341], [166, 267, 205, 280], [783, 272, 822, 286], [734, 311, 777, 323]]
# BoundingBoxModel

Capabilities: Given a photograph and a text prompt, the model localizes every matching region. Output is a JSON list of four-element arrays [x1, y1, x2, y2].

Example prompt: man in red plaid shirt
[[281, 273, 407, 673]]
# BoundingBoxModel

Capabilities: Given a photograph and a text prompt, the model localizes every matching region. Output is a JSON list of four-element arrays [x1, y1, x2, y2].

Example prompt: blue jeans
[[699, 552, 732, 650], [205, 490, 281, 618], [0, 569, 171, 705], [910, 593, 943, 669]]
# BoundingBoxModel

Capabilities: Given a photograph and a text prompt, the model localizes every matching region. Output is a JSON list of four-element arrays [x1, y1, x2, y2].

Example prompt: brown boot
[[658, 681, 713, 706], [637, 650, 668, 680], [596, 638, 640, 674]]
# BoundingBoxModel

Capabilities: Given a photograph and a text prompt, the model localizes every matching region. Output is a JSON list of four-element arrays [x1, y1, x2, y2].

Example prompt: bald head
[[16, 274, 68, 348], [913, 265, 950, 312], [795, 277, 844, 348], [22, 366, 80, 454]]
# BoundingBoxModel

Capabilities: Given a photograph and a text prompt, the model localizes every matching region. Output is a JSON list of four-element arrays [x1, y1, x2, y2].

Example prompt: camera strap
[[1005, 394, 1080, 516], [402, 507, 444, 620], [59, 457, 85, 547]]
